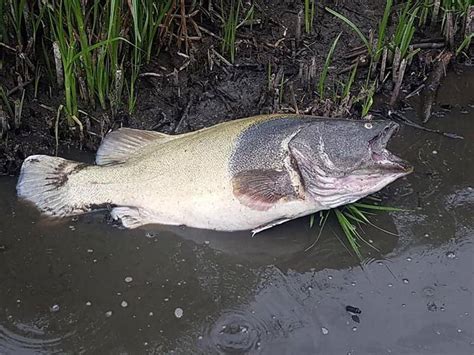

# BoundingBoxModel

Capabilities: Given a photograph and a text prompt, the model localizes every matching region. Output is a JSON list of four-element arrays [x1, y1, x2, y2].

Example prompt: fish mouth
[[369, 122, 413, 174]]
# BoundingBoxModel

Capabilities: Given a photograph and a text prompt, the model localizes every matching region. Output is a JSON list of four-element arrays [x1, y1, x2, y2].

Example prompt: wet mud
[[0, 68, 473, 354]]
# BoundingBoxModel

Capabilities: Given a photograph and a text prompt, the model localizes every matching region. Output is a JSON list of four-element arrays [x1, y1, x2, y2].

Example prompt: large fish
[[17, 114, 412, 233]]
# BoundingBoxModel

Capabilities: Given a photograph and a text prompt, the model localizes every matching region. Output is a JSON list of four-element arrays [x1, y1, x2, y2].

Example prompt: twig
[[197, 25, 222, 40], [211, 49, 233, 67], [7, 79, 34, 96], [289, 83, 299, 114], [390, 58, 407, 107], [388, 110, 463, 139], [411, 42, 445, 49], [405, 83, 425, 100], [420, 51, 453, 123], [174, 98, 193, 133], [0, 42, 16, 52]]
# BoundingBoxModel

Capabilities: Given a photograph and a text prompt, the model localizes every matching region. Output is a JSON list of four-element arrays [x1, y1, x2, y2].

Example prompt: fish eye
[[364, 122, 373, 129]]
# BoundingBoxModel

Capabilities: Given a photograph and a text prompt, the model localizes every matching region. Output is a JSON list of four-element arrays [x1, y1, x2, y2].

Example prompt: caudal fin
[[17, 155, 89, 217]]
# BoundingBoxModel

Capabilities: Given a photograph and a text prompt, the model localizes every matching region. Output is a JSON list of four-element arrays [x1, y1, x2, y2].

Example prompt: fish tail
[[17, 155, 91, 217]]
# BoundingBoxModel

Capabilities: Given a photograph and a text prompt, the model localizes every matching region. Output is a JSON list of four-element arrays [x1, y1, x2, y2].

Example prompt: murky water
[[1, 68, 473, 354]]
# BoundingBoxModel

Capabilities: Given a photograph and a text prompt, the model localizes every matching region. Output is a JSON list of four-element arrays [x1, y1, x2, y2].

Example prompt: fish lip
[[370, 122, 413, 174], [377, 152, 414, 174]]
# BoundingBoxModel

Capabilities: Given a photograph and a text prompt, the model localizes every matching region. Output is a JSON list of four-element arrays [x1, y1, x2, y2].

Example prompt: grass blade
[[325, 7, 371, 55], [318, 32, 342, 99]]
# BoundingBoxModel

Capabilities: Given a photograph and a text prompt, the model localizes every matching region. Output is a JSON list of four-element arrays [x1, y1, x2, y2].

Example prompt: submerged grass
[[308, 200, 404, 260]]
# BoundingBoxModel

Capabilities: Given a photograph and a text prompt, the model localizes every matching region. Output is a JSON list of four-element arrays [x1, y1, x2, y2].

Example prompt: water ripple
[[0, 318, 72, 354]]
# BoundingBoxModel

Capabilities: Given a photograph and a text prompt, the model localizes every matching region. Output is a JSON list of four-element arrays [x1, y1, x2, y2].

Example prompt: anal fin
[[111, 206, 152, 229]]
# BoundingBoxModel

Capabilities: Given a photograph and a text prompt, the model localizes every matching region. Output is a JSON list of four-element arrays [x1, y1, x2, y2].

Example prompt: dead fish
[[17, 114, 412, 233]]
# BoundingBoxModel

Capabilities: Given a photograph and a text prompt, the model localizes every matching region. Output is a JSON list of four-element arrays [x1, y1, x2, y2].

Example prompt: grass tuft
[[309, 200, 404, 260]]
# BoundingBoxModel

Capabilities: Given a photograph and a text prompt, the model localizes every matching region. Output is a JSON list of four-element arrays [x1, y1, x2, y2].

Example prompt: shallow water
[[1, 68, 473, 354]]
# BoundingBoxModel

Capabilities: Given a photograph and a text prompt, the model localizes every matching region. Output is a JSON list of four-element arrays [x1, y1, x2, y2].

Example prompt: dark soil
[[0, 0, 468, 175]]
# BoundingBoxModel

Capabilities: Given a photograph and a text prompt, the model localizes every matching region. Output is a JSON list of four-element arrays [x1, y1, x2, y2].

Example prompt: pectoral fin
[[96, 128, 177, 165], [232, 169, 297, 211]]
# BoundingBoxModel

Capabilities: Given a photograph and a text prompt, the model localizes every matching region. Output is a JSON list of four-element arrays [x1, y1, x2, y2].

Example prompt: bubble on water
[[105, 311, 113, 317], [149, 311, 154, 316], [86, 301, 92, 306], [87, 249, 93, 253], [16, 299, 21, 303], [352, 326, 357, 332], [351, 281, 356, 286], [457, 329, 462, 333], [164, 298, 169, 302], [198, 335, 203, 340], [50, 304, 60, 312], [424, 233, 430, 238], [321, 327, 329, 335], [406, 257, 412, 262], [204, 240, 210, 245], [69, 225, 76, 231], [423, 286, 435, 297], [401, 304, 406, 308], [175, 308, 183, 318], [435, 330, 441, 335], [124, 276, 133, 283], [446, 251, 456, 259], [121, 301, 128, 308], [328, 275, 333, 280], [388, 283, 393, 288], [432, 150, 438, 155], [402, 279, 409, 284], [144, 342, 148, 346]]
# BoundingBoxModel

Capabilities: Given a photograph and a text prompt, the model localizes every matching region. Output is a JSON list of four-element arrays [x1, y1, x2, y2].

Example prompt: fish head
[[290, 119, 413, 208]]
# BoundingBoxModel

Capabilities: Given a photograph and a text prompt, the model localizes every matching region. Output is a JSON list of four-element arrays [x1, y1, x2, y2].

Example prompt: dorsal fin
[[96, 128, 175, 165]]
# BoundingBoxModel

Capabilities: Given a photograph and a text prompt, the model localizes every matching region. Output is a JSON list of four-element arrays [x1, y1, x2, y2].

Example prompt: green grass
[[304, 0, 316, 34], [318, 32, 342, 100], [308, 200, 404, 260], [221, 0, 241, 63], [0, 0, 173, 130], [220, 0, 255, 63], [325, 7, 372, 56]]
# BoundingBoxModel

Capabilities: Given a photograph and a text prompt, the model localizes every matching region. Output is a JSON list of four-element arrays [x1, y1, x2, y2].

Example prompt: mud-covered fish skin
[[17, 114, 412, 232]]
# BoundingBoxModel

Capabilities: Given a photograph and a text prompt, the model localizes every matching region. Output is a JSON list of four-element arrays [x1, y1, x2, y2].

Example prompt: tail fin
[[17, 155, 89, 217]]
